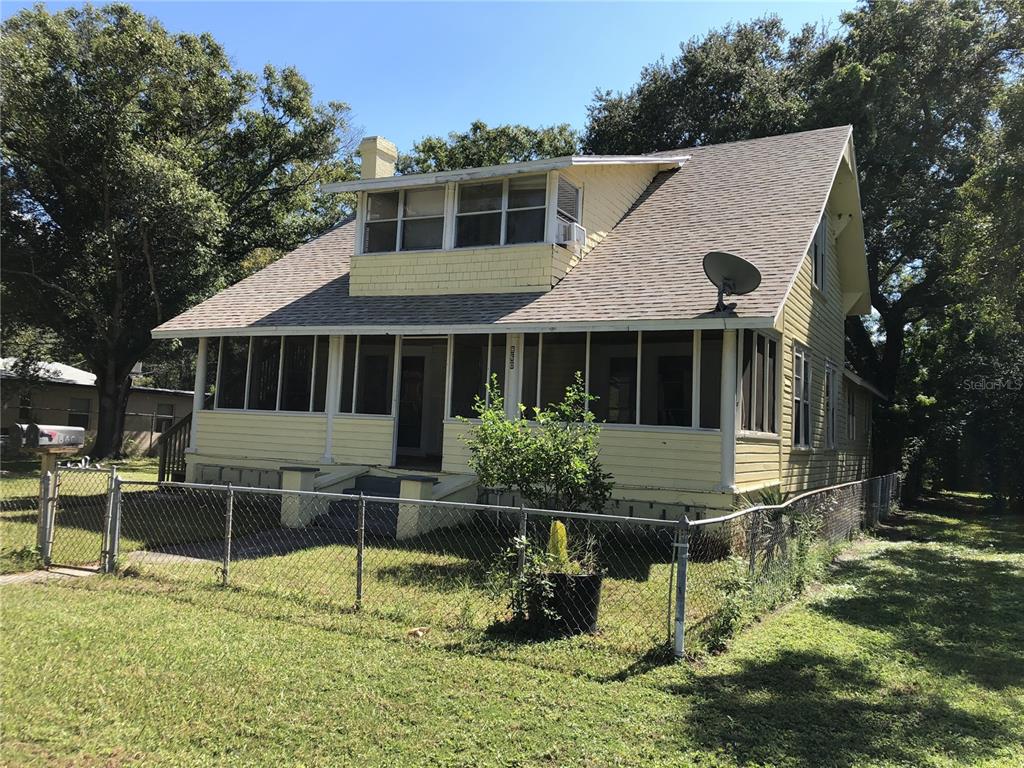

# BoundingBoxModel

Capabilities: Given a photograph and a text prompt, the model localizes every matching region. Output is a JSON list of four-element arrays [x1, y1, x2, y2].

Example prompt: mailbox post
[[13, 424, 87, 566]]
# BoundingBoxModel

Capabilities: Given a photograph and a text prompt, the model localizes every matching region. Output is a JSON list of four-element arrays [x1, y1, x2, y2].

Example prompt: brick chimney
[[358, 136, 398, 179]]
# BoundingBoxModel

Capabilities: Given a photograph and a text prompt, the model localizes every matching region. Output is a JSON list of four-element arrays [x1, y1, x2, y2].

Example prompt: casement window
[[449, 334, 507, 418], [812, 216, 828, 291], [739, 330, 778, 433], [213, 335, 329, 412], [846, 385, 857, 442], [456, 175, 546, 248], [518, 330, 721, 428], [793, 345, 812, 448], [825, 362, 838, 449], [154, 403, 174, 433], [363, 187, 446, 253], [68, 397, 91, 429]]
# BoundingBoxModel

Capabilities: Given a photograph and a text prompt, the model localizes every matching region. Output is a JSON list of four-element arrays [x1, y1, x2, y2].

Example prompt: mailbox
[[18, 423, 86, 453]]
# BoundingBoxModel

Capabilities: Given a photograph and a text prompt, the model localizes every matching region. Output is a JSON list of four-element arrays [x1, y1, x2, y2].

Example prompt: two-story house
[[153, 125, 880, 516]]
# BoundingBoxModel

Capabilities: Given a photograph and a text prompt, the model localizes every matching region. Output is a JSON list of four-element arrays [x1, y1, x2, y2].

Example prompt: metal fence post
[[748, 510, 760, 577], [37, 471, 54, 566], [222, 484, 234, 587], [673, 517, 690, 660], [101, 471, 122, 574], [355, 492, 365, 610]]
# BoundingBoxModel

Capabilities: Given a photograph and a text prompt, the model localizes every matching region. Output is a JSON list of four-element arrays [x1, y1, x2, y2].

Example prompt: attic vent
[[557, 177, 580, 223]]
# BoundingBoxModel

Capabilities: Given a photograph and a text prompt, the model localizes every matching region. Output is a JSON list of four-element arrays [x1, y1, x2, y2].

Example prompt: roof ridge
[[644, 124, 852, 157]]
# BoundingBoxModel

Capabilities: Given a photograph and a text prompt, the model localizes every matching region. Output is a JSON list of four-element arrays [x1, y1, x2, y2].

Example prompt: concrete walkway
[[0, 566, 98, 585]]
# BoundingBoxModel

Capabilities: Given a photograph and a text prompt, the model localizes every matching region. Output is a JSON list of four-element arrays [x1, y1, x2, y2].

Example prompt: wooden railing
[[157, 412, 191, 482]]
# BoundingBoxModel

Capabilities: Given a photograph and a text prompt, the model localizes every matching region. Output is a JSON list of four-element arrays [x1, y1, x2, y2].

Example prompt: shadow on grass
[[814, 529, 1024, 690], [671, 649, 1015, 768]]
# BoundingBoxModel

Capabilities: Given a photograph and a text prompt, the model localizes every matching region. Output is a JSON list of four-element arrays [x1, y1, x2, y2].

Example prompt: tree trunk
[[91, 366, 133, 459]]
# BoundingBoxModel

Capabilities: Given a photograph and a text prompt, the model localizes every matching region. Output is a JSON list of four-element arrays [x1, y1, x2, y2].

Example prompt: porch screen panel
[[312, 336, 330, 412], [488, 334, 507, 400], [355, 335, 394, 415], [640, 331, 693, 427], [279, 336, 314, 411], [450, 334, 488, 418], [217, 337, 249, 409], [740, 329, 754, 430], [202, 338, 218, 408], [521, 334, 540, 414], [339, 337, 356, 413], [247, 336, 281, 410], [590, 332, 638, 424], [699, 330, 723, 428], [539, 333, 586, 409]]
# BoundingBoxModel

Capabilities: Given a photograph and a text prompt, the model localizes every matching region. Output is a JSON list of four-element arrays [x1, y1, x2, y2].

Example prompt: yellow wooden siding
[[331, 416, 394, 465], [349, 243, 569, 296], [443, 420, 721, 493], [561, 165, 659, 257], [779, 206, 873, 494], [735, 437, 781, 492], [194, 410, 328, 464]]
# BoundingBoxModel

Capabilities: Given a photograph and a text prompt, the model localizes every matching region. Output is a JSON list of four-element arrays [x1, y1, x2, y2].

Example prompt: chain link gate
[[38, 466, 116, 569]]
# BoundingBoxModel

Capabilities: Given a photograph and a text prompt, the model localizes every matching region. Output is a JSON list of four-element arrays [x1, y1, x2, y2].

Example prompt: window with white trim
[[812, 216, 828, 291], [793, 345, 812, 448], [556, 177, 580, 224], [846, 385, 857, 441], [825, 361, 838, 449], [364, 187, 445, 253], [456, 175, 546, 248], [739, 330, 778, 433]]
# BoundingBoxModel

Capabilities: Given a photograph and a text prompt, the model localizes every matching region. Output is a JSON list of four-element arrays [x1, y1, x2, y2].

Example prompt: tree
[[1, 3, 358, 457], [397, 120, 578, 174], [583, 1, 1022, 474], [906, 81, 1024, 508], [464, 375, 613, 514]]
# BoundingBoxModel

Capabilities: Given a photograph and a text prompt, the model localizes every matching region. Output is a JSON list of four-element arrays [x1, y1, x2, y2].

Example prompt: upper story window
[[456, 175, 546, 248], [811, 216, 828, 291], [364, 186, 445, 253]]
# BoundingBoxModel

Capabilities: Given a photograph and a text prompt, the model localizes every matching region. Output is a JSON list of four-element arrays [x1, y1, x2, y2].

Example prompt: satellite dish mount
[[702, 251, 762, 315]]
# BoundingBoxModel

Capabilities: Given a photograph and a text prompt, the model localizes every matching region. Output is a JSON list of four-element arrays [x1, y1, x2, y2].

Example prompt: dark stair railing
[[157, 412, 192, 482]]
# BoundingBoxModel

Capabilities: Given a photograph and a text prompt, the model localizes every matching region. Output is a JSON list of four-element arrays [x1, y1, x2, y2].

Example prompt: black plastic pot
[[530, 572, 603, 636]]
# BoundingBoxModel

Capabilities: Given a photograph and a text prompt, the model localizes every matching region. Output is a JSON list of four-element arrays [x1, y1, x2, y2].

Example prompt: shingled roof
[[153, 125, 856, 338]]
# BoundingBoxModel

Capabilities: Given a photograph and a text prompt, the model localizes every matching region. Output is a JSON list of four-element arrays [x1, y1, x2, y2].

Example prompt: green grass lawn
[[2, 494, 1021, 767], [0, 456, 159, 573]]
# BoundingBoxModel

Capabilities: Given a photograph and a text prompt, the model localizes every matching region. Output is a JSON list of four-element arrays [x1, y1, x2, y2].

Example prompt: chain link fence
[[29, 470, 900, 661]]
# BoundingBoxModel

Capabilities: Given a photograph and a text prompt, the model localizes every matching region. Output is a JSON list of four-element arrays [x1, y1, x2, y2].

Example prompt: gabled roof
[[153, 125, 863, 338]]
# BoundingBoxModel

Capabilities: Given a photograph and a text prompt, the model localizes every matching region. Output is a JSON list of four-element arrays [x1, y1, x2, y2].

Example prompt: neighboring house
[[0, 359, 194, 456], [152, 126, 881, 515]]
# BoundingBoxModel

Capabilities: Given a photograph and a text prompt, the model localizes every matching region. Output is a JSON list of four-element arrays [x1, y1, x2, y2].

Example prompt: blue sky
[[3, 2, 856, 153]]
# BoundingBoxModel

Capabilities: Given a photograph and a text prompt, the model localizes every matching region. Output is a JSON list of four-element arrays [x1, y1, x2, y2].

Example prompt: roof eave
[[323, 155, 690, 193]]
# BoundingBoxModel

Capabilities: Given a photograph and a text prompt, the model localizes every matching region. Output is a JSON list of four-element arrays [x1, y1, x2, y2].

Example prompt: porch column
[[504, 333, 523, 420], [720, 329, 738, 492], [321, 335, 342, 464], [188, 337, 208, 452]]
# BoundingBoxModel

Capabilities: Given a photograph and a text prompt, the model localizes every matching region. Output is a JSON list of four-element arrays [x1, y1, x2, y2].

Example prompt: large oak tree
[[1, 3, 357, 457]]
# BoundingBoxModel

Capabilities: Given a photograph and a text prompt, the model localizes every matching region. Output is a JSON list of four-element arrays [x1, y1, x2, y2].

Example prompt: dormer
[[325, 137, 688, 297]]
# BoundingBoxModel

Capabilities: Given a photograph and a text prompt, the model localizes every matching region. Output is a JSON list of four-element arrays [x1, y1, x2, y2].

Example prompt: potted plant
[[467, 374, 613, 637]]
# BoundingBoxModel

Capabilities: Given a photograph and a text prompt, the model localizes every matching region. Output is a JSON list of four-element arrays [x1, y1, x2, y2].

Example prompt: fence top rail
[[117, 479, 675, 527], [689, 472, 900, 528]]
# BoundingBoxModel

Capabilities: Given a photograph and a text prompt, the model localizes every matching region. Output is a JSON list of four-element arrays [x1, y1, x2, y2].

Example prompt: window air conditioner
[[555, 220, 587, 252]]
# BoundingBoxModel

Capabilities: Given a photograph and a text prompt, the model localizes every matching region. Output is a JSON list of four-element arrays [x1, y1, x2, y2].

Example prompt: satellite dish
[[703, 251, 762, 313]]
